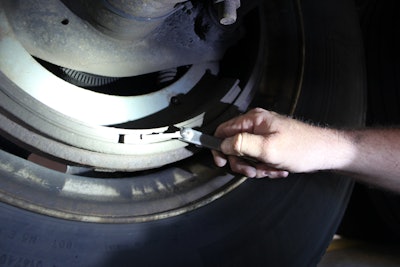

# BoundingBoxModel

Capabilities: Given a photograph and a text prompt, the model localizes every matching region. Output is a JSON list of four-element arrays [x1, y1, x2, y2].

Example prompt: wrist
[[317, 128, 357, 171]]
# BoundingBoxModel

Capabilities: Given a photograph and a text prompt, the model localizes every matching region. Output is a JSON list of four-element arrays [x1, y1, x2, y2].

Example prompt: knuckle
[[251, 107, 265, 114]]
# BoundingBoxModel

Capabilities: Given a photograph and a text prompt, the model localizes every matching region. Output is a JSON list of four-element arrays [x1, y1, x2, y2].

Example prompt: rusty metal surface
[[1, 0, 240, 77], [82, 0, 187, 39]]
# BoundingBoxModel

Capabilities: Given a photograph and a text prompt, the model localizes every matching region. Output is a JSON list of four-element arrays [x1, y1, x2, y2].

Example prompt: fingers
[[212, 148, 289, 179], [212, 108, 290, 178], [211, 150, 227, 167], [228, 156, 289, 179], [228, 156, 256, 178], [214, 108, 269, 138], [220, 132, 267, 160]]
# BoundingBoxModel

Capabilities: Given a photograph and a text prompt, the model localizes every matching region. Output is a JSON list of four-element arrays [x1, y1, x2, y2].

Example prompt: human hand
[[212, 108, 334, 178]]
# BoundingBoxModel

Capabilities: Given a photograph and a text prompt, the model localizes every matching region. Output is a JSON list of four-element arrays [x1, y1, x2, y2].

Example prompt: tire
[[0, 0, 365, 266], [338, 0, 400, 243]]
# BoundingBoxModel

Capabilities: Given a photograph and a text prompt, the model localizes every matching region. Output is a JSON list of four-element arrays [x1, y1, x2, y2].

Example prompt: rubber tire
[[338, 0, 400, 243], [0, 0, 365, 266]]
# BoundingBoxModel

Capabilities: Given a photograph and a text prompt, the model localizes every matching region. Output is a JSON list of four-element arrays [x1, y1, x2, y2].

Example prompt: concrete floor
[[318, 236, 400, 267]]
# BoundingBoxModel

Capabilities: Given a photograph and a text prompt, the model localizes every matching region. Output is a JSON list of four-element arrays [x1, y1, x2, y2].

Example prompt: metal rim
[[0, 1, 305, 223]]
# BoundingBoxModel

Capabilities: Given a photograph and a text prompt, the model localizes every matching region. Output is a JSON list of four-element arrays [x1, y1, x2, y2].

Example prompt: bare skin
[[212, 108, 400, 193]]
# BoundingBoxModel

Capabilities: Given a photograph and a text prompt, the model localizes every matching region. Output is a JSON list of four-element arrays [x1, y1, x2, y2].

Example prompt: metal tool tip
[[180, 128, 194, 139]]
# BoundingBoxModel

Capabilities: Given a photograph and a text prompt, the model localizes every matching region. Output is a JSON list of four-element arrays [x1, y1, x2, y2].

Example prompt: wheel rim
[[0, 1, 304, 222]]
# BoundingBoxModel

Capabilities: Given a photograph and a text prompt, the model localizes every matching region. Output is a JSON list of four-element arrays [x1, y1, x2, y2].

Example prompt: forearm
[[321, 128, 400, 192]]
